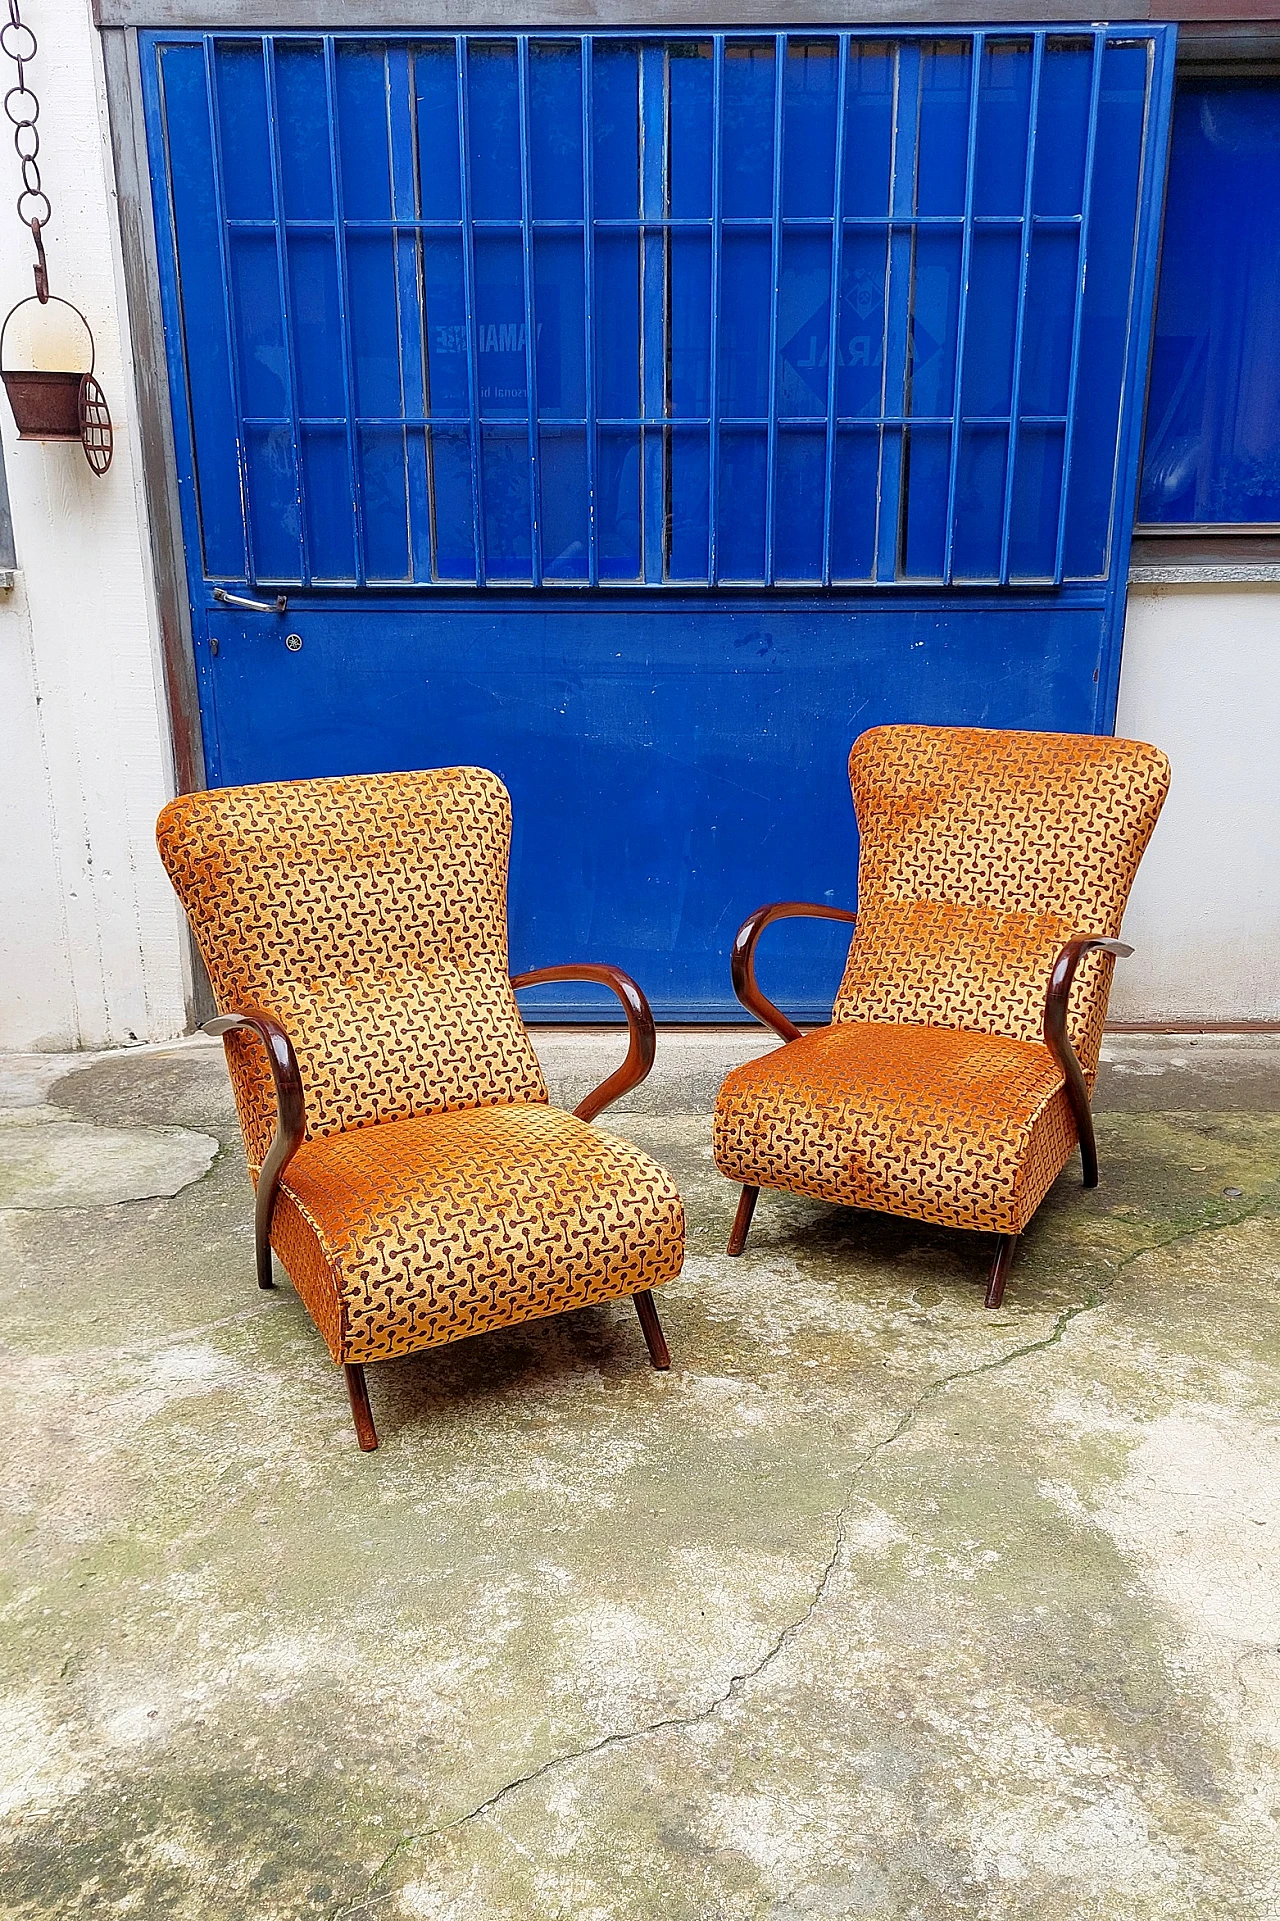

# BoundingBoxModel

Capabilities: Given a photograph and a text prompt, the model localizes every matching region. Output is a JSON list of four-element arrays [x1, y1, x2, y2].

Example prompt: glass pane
[[1063, 39, 1148, 576], [246, 424, 301, 579], [289, 235, 343, 418], [360, 426, 410, 579], [667, 427, 710, 580], [1009, 422, 1065, 577], [907, 229, 961, 418], [160, 41, 246, 578], [669, 233, 711, 419], [230, 233, 287, 417], [916, 40, 972, 218], [1020, 228, 1077, 418], [669, 43, 713, 219], [467, 43, 521, 222], [778, 231, 832, 420], [335, 44, 392, 220], [592, 44, 639, 220], [722, 42, 776, 218], [530, 43, 583, 220], [474, 233, 529, 419], [429, 426, 476, 579], [301, 425, 355, 581], [1140, 80, 1280, 526], [783, 40, 838, 219], [534, 234, 585, 419], [974, 39, 1032, 218], [480, 426, 532, 579], [902, 425, 950, 577], [415, 43, 462, 222], [952, 425, 1007, 578], [717, 429, 767, 579], [346, 233, 403, 417], [774, 428, 826, 579], [830, 427, 878, 578], [719, 233, 771, 417], [539, 428, 589, 579], [595, 234, 641, 418], [842, 41, 894, 217], [836, 231, 888, 419], [215, 43, 272, 220], [597, 428, 642, 578], [423, 235, 469, 416], [960, 230, 1019, 417], [275, 44, 332, 222], [1034, 39, 1093, 216]]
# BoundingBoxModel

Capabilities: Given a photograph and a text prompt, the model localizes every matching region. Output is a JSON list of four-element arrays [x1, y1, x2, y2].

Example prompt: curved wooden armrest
[[730, 901, 858, 1043], [511, 964, 656, 1122], [1043, 936, 1133, 1188], [203, 1006, 306, 1287]]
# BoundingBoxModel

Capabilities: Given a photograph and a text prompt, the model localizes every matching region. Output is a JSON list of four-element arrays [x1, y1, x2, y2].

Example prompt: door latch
[[213, 586, 288, 613]]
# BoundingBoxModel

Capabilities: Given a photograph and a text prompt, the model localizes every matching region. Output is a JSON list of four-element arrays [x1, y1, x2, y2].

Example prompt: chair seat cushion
[[269, 1101, 684, 1365], [713, 1022, 1078, 1237]]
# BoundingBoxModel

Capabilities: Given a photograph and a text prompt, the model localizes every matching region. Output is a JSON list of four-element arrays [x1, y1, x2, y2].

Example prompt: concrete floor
[[1, 1029, 1279, 1919]]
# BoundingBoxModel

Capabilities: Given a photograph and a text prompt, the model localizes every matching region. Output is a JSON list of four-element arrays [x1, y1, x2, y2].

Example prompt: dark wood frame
[[721, 905, 1134, 1311], [205, 959, 668, 1450]]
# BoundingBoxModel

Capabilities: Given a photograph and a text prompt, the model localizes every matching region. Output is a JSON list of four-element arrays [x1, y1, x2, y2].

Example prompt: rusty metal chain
[[1, 0, 49, 299]]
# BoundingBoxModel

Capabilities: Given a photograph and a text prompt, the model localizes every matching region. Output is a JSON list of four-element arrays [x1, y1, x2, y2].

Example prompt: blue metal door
[[141, 27, 1175, 1017]]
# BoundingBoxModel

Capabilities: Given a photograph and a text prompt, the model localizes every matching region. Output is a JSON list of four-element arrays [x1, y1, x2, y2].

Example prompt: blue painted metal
[[140, 26, 1176, 1019], [1140, 75, 1280, 528]]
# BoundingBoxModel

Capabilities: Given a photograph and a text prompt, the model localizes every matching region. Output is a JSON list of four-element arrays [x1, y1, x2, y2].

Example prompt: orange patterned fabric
[[273, 1102, 684, 1365], [715, 725, 1169, 1241], [156, 767, 684, 1367], [714, 1022, 1076, 1236], [156, 768, 547, 1170], [835, 726, 1170, 1080]]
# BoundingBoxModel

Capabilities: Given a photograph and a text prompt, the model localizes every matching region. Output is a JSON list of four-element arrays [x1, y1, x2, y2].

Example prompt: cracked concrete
[[0, 1029, 1278, 1918]]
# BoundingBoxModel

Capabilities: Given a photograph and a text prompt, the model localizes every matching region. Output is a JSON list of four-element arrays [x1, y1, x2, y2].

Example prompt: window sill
[[1130, 530, 1280, 584]]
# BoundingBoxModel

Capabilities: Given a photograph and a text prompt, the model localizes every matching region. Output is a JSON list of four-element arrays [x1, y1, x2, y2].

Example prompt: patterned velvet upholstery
[[714, 726, 1170, 1238], [157, 768, 683, 1367]]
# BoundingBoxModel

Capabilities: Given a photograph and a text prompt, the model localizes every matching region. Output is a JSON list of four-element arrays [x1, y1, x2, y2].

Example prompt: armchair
[[713, 725, 1170, 1308], [158, 767, 684, 1450]]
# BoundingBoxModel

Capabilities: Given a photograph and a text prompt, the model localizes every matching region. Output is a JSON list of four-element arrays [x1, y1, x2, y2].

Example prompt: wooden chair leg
[[985, 1234, 1019, 1310], [633, 1290, 670, 1371], [1078, 1107, 1100, 1189], [254, 1222, 276, 1289], [343, 1363, 379, 1451], [727, 1184, 759, 1257]]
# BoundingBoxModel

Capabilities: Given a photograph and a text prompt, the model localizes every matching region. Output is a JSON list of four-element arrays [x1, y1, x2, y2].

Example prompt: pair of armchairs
[[158, 726, 1169, 1450]]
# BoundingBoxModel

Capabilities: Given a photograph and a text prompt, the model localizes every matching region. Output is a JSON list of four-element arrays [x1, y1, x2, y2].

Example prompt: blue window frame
[[1139, 77, 1280, 529], [148, 28, 1168, 592]]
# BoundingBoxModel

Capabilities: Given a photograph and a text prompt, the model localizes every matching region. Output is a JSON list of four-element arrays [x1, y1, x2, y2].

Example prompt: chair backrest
[[157, 767, 547, 1170], [834, 725, 1170, 1077]]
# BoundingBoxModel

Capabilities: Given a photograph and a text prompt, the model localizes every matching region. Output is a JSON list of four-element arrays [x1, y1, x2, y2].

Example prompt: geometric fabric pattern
[[715, 725, 1171, 1238], [156, 766, 684, 1367], [271, 1102, 685, 1365], [713, 1021, 1078, 1236], [834, 725, 1172, 1080], [156, 767, 548, 1171]]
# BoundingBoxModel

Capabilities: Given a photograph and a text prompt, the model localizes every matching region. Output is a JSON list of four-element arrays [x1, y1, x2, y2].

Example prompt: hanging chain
[[2, 0, 49, 300]]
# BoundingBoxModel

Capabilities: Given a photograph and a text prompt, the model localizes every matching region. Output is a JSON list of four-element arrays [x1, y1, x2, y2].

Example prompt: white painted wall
[[0, 0, 189, 1050], [1113, 583, 1280, 1024]]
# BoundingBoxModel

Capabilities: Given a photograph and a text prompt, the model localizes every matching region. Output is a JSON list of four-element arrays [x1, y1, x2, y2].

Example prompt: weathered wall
[[1112, 583, 1280, 1025], [0, 0, 188, 1049]]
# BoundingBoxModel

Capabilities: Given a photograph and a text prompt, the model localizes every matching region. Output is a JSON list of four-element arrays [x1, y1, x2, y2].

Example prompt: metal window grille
[[150, 28, 1165, 591]]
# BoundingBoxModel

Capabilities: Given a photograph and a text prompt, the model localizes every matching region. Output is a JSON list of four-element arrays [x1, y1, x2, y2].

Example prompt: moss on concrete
[[0, 1039, 1277, 1918]]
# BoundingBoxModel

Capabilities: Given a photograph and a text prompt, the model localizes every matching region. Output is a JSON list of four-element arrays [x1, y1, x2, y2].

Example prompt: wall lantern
[[0, 1, 112, 474]]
